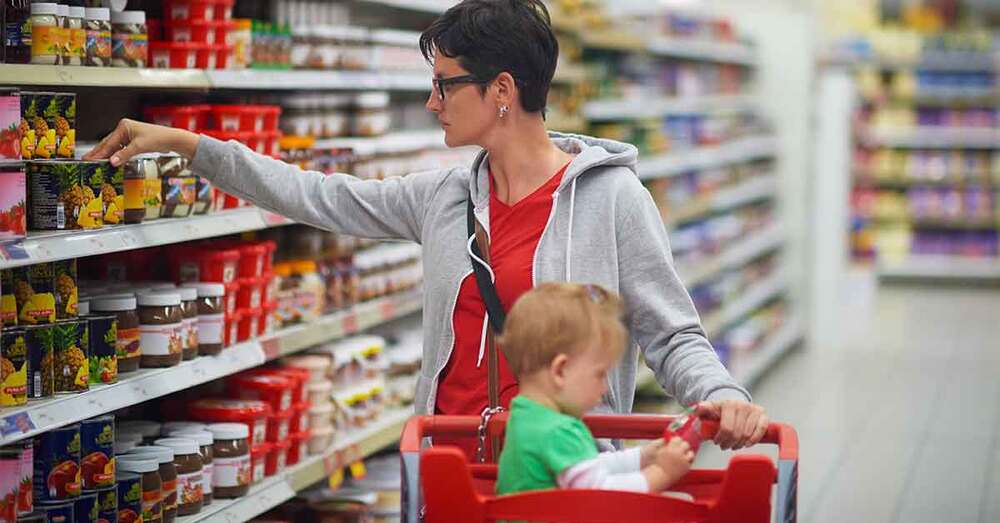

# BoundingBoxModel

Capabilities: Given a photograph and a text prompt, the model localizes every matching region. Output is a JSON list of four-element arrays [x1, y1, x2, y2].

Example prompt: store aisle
[[694, 279, 1000, 523]]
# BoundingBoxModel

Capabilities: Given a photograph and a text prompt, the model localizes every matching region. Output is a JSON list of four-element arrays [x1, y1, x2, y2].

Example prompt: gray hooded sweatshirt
[[191, 131, 751, 415]]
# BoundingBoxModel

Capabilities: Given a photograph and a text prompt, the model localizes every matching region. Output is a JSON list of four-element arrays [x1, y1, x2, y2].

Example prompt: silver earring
[[499, 105, 509, 119]]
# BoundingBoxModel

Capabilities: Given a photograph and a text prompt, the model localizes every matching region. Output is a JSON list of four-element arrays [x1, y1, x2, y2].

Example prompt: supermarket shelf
[[677, 224, 784, 288], [0, 64, 211, 89], [314, 129, 445, 155], [860, 127, 1000, 150], [0, 290, 423, 445], [702, 273, 787, 338], [647, 37, 756, 66], [353, 0, 449, 14], [729, 317, 803, 386], [825, 51, 1000, 72], [584, 94, 756, 121], [206, 70, 430, 91], [580, 30, 646, 52], [669, 175, 777, 225], [0, 208, 293, 270], [638, 135, 778, 181], [853, 175, 997, 190], [553, 62, 589, 84], [547, 113, 588, 134], [179, 408, 412, 523], [878, 256, 1000, 282]]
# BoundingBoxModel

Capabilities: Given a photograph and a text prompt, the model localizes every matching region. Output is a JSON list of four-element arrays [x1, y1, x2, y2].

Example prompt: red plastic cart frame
[[400, 413, 798, 523]]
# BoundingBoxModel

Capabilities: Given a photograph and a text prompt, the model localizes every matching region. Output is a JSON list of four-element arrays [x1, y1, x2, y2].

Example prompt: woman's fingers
[[84, 119, 133, 161]]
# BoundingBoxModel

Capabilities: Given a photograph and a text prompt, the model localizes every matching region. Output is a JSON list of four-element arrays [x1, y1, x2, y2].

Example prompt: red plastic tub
[[224, 280, 240, 314], [237, 276, 265, 309], [209, 105, 245, 132], [261, 106, 280, 131], [147, 18, 164, 40], [189, 398, 272, 446], [165, 19, 219, 43], [287, 430, 310, 466], [289, 401, 310, 433], [165, 0, 216, 21], [260, 241, 277, 273], [149, 41, 200, 69], [197, 248, 240, 283], [144, 105, 210, 131], [236, 307, 259, 342], [260, 302, 277, 336], [230, 373, 293, 413], [266, 409, 293, 443], [195, 43, 217, 69], [260, 272, 275, 303], [223, 241, 268, 278], [246, 133, 267, 154], [240, 367, 309, 406], [214, 44, 233, 69], [214, 0, 234, 20], [224, 308, 241, 347], [264, 131, 282, 157], [265, 439, 290, 476], [241, 105, 268, 132], [251, 442, 270, 484]]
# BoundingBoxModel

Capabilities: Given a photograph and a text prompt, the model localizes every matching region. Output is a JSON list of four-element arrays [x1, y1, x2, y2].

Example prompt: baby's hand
[[640, 438, 665, 468], [656, 437, 694, 484]]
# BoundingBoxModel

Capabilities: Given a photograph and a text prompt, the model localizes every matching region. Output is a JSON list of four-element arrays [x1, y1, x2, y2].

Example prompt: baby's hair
[[498, 283, 626, 378]]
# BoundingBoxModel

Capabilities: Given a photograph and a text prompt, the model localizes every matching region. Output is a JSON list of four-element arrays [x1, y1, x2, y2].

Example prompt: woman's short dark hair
[[419, 0, 558, 113]]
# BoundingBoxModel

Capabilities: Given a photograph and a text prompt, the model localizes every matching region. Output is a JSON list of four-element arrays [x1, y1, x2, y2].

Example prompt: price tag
[[378, 299, 396, 320], [263, 212, 290, 226], [0, 412, 36, 438], [260, 337, 281, 360], [342, 313, 358, 334]]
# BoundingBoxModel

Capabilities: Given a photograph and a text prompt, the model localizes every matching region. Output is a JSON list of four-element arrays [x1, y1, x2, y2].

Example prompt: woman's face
[[426, 51, 499, 148]]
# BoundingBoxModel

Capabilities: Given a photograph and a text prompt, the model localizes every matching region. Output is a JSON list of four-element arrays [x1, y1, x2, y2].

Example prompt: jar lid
[[118, 420, 161, 438], [137, 292, 181, 307], [31, 3, 59, 16], [183, 282, 225, 298], [117, 456, 159, 474], [57, 4, 68, 16], [177, 286, 198, 301], [168, 429, 213, 446], [207, 422, 249, 440], [77, 300, 90, 316], [282, 354, 331, 371], [116, 430, 144, 444], [111, 10, 146, 24], [190, 398, 272, 421], [116, 471, 141, 482], [232, 374, 292, 393], [68, 6, 85, 17], [150, 282, 178, 291], [153, 437, 200, 456], [126, 445, 175, 464], [160, 421, 205, 435], [114, 439, 138, 455], [85, 7, 110, 21], [92, 296, 137, 312]]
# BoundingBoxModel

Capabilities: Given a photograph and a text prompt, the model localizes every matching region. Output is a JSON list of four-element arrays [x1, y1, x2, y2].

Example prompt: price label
[[261, 337, 281, 360], [342, 313, 358, 334], [263, 212, 290, 226], [0, 412, 36, 438], [378, 299, 396, 320]]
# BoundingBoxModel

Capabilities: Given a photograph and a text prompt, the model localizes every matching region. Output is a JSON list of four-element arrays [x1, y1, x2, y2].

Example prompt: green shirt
[[496, 395, 599, 495]]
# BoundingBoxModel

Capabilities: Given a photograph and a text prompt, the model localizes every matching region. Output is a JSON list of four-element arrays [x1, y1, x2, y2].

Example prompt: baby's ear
[[550, 353, 570, 385]]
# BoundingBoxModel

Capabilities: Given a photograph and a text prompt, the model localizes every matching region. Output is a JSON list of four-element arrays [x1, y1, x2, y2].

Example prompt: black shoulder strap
[[467, 199, 506, 333]]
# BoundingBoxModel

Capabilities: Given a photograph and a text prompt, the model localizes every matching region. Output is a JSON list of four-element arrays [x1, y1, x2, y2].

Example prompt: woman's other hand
[[84, 118, 199, 167], [695, 400, 769, 451]]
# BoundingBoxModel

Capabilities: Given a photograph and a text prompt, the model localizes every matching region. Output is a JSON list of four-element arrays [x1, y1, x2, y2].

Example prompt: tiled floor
[[692, 276, 1000, 523]]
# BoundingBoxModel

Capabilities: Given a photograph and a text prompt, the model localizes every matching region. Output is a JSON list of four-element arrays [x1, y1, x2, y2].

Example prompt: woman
[[86, 0, 767, 452]]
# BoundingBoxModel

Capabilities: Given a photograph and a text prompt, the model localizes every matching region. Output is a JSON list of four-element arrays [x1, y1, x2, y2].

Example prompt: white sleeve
[[557, 450, 649, 492]]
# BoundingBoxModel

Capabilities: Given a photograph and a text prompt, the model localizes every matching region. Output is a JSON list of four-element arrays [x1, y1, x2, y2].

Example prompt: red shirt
[[435, 163, 568, 457]]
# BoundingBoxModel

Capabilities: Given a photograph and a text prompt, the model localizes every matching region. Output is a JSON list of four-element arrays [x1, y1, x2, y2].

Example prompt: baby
[[496, 283, 694, 495]]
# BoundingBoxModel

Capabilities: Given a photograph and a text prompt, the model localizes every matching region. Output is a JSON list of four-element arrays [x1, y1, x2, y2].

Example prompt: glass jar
[[177, 286, 198, 361], [153, 438, 204, 516], [168, 430, 214, 506], [183, 283, 224, 356], [65, 6, 85, 66], [117, 456, 162, 523], [84, 7, 111, 67], [111, 10, 147, 67], [91, 295, 140, 373], [125, 446, 177, 523], [28, 3, 59, 65], [206, 423, 250, 499], [137, 292, 183, 368]]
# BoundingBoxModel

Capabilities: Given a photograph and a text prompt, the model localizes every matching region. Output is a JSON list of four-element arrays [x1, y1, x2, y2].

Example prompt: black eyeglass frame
[[432, 74, 490, 101]]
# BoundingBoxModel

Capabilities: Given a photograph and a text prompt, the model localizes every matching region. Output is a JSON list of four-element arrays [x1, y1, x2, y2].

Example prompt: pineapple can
[[14, 264, 56, 325], [52, 260, 78, 320], [0, 270, 17, 326], [0, 327, 27, 407], [28, 161, 102, 231], [52, 320, 88, 394], [1, 445, 22, 521], [25, 324, 54, 399]]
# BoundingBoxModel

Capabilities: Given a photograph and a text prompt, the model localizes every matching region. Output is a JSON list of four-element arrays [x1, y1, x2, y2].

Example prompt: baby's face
[[557, 344, 617, 417]]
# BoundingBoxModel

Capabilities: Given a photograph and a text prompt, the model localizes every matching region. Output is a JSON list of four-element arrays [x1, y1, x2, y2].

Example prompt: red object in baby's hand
[[663, 407, 703, 453]]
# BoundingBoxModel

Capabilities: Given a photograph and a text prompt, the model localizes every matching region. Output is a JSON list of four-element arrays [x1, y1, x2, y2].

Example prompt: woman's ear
[[550, 353, 569, 388], [493, 71, 517, 112]]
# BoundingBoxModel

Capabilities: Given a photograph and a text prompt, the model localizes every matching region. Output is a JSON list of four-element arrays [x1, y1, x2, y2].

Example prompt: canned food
[[115, 472, 141, 523], [1, 445, 22, 521], [27, 161, 98, 231], [52, 320, 88, 394], [25, 325, 54, 399], [80, 161, 124, 227], [73, 492, 98, 523], [33, 425, 81, 501], [1, 270, 17, 325], [80, 416, 115, 491], [86, 314, 118, 385], [95, 486, 117, 523], [14, 265, 55, 326], [35, 500, 74, 522], [0, 327, 27, 407], [52, 260, 77, 320]]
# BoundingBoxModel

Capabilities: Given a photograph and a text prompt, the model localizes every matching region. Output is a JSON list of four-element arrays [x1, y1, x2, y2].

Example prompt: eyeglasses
[[432, 74, 488, 101]]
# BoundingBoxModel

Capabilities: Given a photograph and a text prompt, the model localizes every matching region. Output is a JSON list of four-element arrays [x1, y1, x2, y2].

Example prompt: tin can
[[0, 162, 26, 241], [18, 440, 33, 515], [25, 324, 54, 399], [52, 260, 77, 321], [85, 161, 124, 226], [0, 327, 27, 407], [1, 445, 21, 523], [33, 425, 81, 501], [95, 485, 117, 523], [27, 161, 83, 231], [80, 416, 115, 491], [14, 265, 55, 326], [0, 270, 17, 326], [77, 162, 107, 230], [35, 500, 74, 523], [115, 472, 141, 523], [86, 314, 118, 385], [74, 492, 98, 523], [52, 320, 88, 394]]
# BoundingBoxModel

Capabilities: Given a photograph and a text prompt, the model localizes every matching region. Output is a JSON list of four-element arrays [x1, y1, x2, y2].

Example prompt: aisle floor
[[693, 277, 1000, 523]]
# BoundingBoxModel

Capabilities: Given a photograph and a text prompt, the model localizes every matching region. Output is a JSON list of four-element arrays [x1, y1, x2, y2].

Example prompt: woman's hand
[[640, 438, 665, 468], [83, 118, 200, 167], [695, 400, 768, 451]]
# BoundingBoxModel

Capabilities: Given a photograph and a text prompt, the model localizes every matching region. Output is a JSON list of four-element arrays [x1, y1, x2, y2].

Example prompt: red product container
[[260, 272, 275, 304], [237, 277, 265, 309], [271, 368, 309, 404], [214, 44, 233, 69], [224, 308, 241, 347], [188, 398, 272, 446], [264, 131, 281, 158], [236, 308, 258, 342], [240, 105, 267, 132], [165, 19, 219, 43], [250, 442, 270, 484], [165, 0, 216, 21], [195, 44, 217, 69], [228, 373, 293, 412], [260, 302, 277, 336], [224, 280, 240, 314], [261, 106, 280, 131], [197, 248, 240, 283], [149, 41, 200, 69], [289, 401, 310, 433], [265, 409, 293, 443], [144, 105, 210, 132], [215, 0, 234, 20], [209, 105, 244, 132], [663, 409, 703, 453], [287, 430, 310, 466], [265, 439, 290, 476], [147, 18, 164, 40], [224, 241, 268, 278], [260, 241, 277, 273], [246, 133, 266, 155], [216, 21, 234, 45]]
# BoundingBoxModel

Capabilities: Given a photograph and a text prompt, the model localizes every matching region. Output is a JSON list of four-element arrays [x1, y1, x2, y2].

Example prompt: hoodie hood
[[468, 131, 639, 210]]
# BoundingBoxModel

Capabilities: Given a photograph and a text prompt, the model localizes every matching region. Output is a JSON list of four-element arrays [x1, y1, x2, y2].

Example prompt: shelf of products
[[877, 255, 1000, 281], [638, 136, 777, 181], [0, 64, 212, 89], [179, 407, 411, 523], [677, 224, 784, 288], [646, 37, 756, 66], [665, 174, 777, 225], [353, 0, 450, 15], [728, 315, 802, 386], [313, 129, 444, 156], [860, 127, 1000, 150], [0, 289, 422, 445], [583, 94, 756, 122], [206, 70, 430, 91], [702, 273, 787, 339]]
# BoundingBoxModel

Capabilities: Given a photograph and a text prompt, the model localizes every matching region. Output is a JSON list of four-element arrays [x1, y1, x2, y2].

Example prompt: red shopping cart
[[400, 413, 798, 523]]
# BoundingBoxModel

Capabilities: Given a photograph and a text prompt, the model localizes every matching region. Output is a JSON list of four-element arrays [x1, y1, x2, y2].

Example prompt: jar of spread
[[137, 292, 183, 368], [168, 430, 213, 506], [177, 286, 198, 361], [117, 420, 161, 445], [159, 422, 205, 436], [189, 398, 271, 446], [111, 10, 147, 68], [91, 296, 140, 373], [122, 159, 146, 224], [29, 3, 60, 66], [152, 438, 203, 516], [125, 446, 176, 523], [183, 283, 224, 356], [206, 423, 250, 499], [116, 456, 161, 523], [66, 6, 85, 66], [84, 7, 112, 67]]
